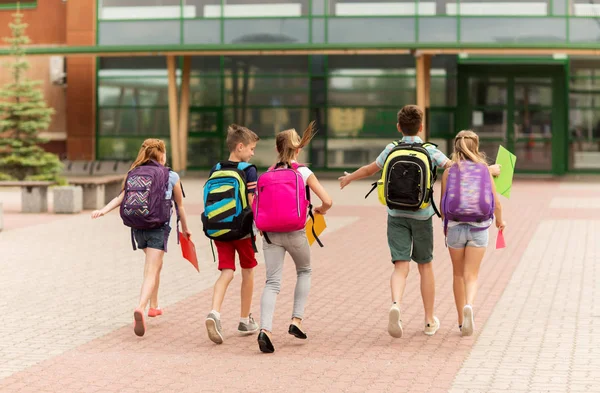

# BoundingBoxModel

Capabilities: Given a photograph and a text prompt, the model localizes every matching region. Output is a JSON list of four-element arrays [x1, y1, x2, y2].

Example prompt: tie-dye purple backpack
[[441, 161, 495, 232], [120, 160, 172, 230]]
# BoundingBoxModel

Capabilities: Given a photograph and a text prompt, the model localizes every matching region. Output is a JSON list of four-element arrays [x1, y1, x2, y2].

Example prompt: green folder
[[494, 145, 516, 199]]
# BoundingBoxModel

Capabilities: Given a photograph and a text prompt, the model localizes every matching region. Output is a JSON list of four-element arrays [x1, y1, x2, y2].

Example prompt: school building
[[1, 0, 599, 175]]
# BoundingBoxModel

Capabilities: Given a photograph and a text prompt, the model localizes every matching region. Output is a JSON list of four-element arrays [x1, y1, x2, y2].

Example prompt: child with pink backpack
[[252, 121, 332, 353], [440, 130, 506, 337]]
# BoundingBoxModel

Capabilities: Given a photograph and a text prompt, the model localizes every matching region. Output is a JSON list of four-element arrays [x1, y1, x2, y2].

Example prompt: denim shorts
[[446, 224, 489, 249], [133, 225, 171, 251]]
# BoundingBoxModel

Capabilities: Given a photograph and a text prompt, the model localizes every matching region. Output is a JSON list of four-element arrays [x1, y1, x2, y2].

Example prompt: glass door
[[457, 64, 567, 174], [187, 107, 224, 168]]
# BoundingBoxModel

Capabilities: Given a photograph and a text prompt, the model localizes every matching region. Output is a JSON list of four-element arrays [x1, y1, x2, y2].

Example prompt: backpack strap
[[131, 228, 137, 251]]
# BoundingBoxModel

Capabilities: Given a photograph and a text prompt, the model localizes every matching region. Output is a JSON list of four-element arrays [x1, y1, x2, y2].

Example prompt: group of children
[[91, 104, 505, 353]]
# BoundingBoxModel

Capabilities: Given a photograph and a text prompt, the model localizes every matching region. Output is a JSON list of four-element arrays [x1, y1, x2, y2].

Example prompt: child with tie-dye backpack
[[440, 130, 506, 337]]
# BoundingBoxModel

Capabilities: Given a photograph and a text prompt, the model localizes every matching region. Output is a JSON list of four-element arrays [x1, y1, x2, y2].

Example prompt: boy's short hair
[[226, 124, 260, 152], [397, 105, 423, 136]]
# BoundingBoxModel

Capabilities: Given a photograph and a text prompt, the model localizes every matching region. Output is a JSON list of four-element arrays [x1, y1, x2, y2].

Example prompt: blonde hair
[[129, 138, 166, 171], [275, 121, 317, 166], [451, 130, 488, 165], [226, 124, 260, 152]]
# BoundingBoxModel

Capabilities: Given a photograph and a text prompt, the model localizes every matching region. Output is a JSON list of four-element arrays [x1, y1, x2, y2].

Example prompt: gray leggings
[[260, 230, 312, 332]]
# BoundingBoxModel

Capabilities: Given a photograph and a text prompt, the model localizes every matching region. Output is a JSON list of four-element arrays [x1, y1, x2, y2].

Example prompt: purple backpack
[[441, 161, 495, 232], [120, 160, 172, 232]]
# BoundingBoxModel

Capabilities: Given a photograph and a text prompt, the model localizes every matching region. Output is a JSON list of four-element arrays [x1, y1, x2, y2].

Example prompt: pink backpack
[[252, 162, 323, 246]]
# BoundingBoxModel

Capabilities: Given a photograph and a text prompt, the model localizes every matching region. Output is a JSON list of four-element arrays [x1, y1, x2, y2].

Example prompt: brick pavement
[[0, 178, 597, 392]]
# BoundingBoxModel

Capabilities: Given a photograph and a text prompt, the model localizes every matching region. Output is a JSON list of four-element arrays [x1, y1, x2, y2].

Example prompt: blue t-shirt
[[165, 171, 179, 200], [375, 136, 449, 220]]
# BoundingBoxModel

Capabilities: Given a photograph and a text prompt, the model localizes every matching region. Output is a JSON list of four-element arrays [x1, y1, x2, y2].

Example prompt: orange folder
[[306, 213, 326, 246], [179, 232, 199, 272], [496, 230, 506, 250]]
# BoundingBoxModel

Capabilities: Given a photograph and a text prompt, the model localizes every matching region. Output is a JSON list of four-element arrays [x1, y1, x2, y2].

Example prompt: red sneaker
[[133, 309, 146, 337], [148, 307, 163, 318]]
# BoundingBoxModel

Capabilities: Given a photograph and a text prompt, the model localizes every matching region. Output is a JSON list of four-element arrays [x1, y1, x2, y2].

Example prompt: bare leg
[[240, 268, 254, 318], [137, 248, 164, 311], [211, 269, 235, 312], [390, 261, 410, 303], [417, 262, 435, 324], [449, 247, 466, 326], [464, 247, 486, 306]]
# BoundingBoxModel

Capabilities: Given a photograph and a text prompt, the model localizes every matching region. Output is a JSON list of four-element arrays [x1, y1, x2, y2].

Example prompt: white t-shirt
[[291, 161, 314, 184]]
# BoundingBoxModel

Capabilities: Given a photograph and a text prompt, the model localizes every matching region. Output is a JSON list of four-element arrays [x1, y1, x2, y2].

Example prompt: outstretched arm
[[338, 161, 380, 189], [307, 174, 333, 215], [91, 191, 124, 219]]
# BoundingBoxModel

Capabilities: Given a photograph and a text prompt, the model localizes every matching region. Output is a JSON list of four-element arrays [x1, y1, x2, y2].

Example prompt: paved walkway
[[0, 178, 597, 392]]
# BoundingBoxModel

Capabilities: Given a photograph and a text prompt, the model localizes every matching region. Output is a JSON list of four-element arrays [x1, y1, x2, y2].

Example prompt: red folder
[[179, 232, 199, 272], [496, 230, 506, 250]]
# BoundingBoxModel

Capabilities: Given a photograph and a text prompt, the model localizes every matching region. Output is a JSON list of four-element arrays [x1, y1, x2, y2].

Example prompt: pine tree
[[0, 7, 62, 181]]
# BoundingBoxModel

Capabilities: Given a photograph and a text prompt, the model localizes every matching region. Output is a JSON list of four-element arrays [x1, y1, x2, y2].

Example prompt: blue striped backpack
[[201, 162, 255, 244]]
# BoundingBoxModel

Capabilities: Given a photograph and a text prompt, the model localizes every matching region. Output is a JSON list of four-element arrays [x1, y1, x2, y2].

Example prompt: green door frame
[[457, 63, 568, 175]]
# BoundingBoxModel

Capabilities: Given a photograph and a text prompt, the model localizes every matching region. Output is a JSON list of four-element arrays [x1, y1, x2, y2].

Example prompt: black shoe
[[288, 324, 307, 340], [257, 331, 274, 353]]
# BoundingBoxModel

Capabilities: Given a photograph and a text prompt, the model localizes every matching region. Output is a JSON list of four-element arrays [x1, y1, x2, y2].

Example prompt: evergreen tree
[[0, 7, 62, 181]]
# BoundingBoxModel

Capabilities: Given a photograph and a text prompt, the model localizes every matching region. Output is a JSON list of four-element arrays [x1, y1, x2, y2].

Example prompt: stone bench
[[0, 181, 55, 213], [65, 175, 125, 210]]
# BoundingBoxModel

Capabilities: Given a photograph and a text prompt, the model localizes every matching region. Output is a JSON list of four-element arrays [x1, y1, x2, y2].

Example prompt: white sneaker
[[461, 305, 474, 337], [387, 304, 403, 338], [424, 316, 440, 336]]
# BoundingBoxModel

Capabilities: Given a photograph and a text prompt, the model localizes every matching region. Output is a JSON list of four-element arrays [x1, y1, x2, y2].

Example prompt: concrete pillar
[[82, 184, 105, 210], [53, 186, 83, 214], [21, 186, 48, 213]]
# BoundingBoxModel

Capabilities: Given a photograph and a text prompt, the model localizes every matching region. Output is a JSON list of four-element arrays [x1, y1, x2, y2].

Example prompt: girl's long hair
[[451, 130, 488, 165], [129, 138, 166, 172], [275, 121, 317, 166]]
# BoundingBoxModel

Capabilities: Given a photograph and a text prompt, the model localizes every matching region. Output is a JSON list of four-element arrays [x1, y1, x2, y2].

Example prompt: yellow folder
[[306, 213, 327, 246]]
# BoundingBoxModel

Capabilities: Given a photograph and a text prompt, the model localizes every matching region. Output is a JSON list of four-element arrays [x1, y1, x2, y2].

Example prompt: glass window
[[447, 0, 549, 16], [330, 0, 437, 16], [99, 108, 170, 137], [98, 21, 181, 45], [418, 17, 457, 43], [98, 137, 168, 160], [327, 18, 415, 43], [0, 1, 36, 8], [224, 19, 309, 44], [224, 107, 310, 138], [460, 18, 566, 43], [469, 77, 508, 106], [183, 20, 221, 44], [569, 19, 600, 43], [183, 0, 221, 18], [213, 0, 310, 17], [99, 0, 181, 20]]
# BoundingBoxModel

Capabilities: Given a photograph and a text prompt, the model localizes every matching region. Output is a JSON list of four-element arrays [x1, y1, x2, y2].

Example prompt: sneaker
[[424, 316, 440, 336], [148, 307, 163, 318], [205, 312, 224, 344], [237, 313, 259, 335], [387, 304, 403, 338], [461, 305, 474, 337]]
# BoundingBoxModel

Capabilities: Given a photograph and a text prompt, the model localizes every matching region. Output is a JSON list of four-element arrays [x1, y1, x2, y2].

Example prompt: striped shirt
[[375, 136, 449, 220]]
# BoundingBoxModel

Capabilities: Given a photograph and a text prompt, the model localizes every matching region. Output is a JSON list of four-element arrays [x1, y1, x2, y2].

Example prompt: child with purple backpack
[[253, 121, 332, 353], [440, 130, 506, 336], [91, 138, 192, 337]]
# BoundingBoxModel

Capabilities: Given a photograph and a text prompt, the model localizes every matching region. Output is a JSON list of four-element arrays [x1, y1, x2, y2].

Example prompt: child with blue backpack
[[440, 130, 505, 336], [253, 122, 332, 353], [91, 138, 192, 337], [202, 124, 260, 344]]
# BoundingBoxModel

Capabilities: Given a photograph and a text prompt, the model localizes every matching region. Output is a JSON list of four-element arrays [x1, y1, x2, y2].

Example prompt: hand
[[314, 205, 329, 215], [338, 171, 352, 190], [496, 220, 506, 231], [489, 164, 501, 177], [182, 228, 192, 239], [91, 210, 104, 219]]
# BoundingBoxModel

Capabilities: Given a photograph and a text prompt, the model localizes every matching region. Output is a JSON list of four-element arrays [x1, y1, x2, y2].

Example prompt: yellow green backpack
[[365, 141, 441, 216]]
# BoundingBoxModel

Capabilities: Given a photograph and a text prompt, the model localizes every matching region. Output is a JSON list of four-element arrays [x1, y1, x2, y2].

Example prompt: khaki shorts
[[387, 216, 433, 264]]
